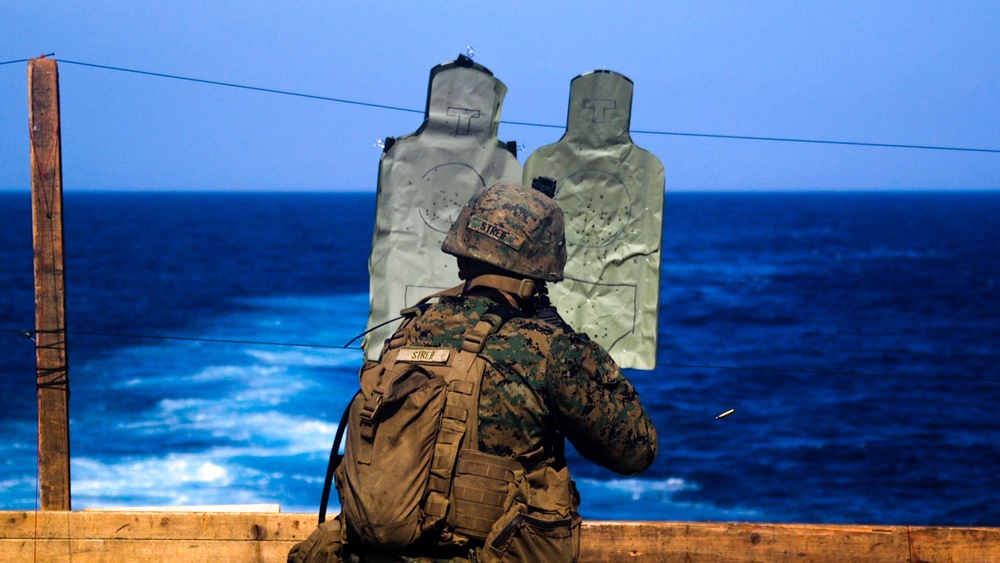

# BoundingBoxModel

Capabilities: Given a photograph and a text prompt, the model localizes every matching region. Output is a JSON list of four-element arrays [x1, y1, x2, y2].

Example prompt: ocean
[[1, 190, 998, 526]]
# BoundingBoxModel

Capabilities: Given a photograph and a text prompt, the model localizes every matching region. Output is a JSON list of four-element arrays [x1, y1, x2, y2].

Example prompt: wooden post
[[29, 57, 71, 511]]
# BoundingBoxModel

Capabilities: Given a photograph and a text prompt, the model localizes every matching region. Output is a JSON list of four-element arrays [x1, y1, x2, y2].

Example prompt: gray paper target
[[364, 58, 521, 360]]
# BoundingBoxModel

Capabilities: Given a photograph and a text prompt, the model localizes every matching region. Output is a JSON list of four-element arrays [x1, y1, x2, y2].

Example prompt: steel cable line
[[2, 327, 345, 349], [37, 57, 1000, 155], [3, 327, 998, 384], [57, 58, 424, 115]]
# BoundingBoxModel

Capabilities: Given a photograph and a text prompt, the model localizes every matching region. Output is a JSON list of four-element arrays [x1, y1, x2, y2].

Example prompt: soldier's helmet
[[442, 181, 567, 282]]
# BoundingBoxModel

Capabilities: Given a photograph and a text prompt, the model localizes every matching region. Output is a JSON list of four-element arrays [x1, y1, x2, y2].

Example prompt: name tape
[[468, 215, 524, 250], [397, 347, 452, 364]]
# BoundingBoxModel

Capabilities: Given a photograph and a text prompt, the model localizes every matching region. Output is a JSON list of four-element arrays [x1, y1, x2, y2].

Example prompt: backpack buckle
[[516, 278, 535, 299], [461, 320, 493, 353], [360, 391, 384, 422]]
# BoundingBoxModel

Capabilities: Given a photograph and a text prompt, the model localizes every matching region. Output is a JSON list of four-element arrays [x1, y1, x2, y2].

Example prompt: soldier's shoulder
[[497, 317, 605, 361]]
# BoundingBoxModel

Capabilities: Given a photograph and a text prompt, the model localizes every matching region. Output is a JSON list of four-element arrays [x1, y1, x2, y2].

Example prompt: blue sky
[[2, 1, 998, 192]]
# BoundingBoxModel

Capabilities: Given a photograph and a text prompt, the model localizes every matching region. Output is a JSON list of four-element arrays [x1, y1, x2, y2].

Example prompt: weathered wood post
[[29, 56, 71, 511]]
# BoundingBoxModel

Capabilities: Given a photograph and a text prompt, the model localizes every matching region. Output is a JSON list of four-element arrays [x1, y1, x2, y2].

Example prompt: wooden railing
[[3, 511, 999, 562]]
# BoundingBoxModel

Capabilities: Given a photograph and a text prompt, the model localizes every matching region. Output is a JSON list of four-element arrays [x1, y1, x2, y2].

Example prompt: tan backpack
[[331, 303, 522, 549]]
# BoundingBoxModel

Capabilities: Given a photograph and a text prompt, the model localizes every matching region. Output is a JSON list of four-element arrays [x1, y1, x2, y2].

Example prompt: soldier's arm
[[549, 333, 658, 475]]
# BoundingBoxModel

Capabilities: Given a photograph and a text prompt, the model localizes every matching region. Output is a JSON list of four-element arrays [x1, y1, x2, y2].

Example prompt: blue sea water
[[1, 190, 998, 526]]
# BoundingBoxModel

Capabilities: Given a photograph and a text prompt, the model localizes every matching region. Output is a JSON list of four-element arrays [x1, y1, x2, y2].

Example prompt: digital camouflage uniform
[[405, 294, 657, 475]]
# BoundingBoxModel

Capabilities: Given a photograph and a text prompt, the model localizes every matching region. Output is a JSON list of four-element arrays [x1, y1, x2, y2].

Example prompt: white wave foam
[[575, 476, 762, 521], [580, 476, 696, 501], [0, 475, 38, 494], [119, 399, 337, 456], [72, 454, 278, 508], [244, 347, 362, 368]]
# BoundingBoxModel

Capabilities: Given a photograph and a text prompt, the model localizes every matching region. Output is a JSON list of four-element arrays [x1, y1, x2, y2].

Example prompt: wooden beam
[[28, 56, 71, 511], [0, 511, 312, 562], [2, 513, 1000, 562], [578, 521, 910, 562]]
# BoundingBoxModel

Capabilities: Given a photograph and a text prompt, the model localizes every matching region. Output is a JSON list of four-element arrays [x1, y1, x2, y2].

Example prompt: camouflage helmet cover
[[442, 181, 567, 282]]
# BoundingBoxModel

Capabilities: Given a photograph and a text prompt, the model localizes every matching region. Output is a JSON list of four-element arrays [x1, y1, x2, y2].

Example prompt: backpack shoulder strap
[[399, 283, 465, 317], [423, 306, 521, 523], [459, 305, 521, 450]]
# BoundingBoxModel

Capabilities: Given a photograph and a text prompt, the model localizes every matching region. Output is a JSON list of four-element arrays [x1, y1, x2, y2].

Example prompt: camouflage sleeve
[[548, 332, 658, 475]]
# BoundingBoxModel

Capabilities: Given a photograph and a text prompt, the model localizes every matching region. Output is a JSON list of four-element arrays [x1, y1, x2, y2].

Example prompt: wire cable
[[5, 328, 347, 349], [628, 129, 1000, 154], [50, 58, 1000, 155], [57, 59, 423, 115], [4, 327, 997, 384]]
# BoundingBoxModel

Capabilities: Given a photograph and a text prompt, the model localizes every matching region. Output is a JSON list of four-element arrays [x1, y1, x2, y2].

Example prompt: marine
[[291, 181, 658, 562]]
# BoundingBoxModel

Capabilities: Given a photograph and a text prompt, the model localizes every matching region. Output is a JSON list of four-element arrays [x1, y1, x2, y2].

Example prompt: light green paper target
[[523, 70, 665, 369]]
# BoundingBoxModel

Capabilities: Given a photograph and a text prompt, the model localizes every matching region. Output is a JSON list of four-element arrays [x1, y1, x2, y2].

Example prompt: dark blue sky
[[2, 1, 998, 191]]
